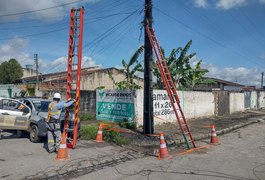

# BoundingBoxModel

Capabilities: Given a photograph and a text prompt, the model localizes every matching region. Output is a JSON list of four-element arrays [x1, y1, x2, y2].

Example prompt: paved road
[[0, 132, 130, 180], [1, 122, 265, 180], [78, 122, 265, 180]]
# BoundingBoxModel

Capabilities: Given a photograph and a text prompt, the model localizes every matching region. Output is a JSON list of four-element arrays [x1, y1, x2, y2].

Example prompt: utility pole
[[34, 54, 39, 90], [261, 72, 264, 90], [143, 0, 154, 134]]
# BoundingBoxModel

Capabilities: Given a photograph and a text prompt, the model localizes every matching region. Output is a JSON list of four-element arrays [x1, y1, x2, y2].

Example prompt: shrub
[[79, 113, 95, 121], [103, 129, 131, 145], [80, 125, 98, 140], [113, 136, 131, 145], [118, 119, 136, 129]]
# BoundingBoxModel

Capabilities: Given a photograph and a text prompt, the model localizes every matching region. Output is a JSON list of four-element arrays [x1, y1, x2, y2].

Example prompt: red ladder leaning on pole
[[64, 7, 84, 149], [145, 23, 196, 149]]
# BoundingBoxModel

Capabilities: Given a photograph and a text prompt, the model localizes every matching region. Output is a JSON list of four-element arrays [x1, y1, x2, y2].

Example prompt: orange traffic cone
[[209, 124, 220, 145], [158, 133, 172, 160], [55, 132, 70, 161], [95, 123, 103, 143]]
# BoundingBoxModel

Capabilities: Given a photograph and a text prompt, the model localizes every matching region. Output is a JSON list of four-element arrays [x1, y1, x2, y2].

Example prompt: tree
[[0, 58, 23, 84], [109, 45, 144, 90], [153, 40, 214, 89]]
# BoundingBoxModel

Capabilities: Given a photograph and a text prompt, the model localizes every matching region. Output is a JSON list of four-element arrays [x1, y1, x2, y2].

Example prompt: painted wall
[[257, 91, 265, 108], [229, 92, 245, 113], [81, 69, 144, 90], [0, 84, 24, 98], [135, 90, 215, 126], [250, 91, 258, 109]]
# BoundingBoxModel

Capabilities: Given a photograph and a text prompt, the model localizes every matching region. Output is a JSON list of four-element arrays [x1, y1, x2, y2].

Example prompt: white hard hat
[[53, 93, 61, 99]]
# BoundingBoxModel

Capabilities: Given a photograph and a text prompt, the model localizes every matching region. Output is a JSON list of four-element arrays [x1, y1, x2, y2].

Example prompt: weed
[[80, 125, 98, 140], [79, 113, 95, 121], [103, 129, 131, 145], [113, 136, 131, 145], [118, 119, 136, 129]]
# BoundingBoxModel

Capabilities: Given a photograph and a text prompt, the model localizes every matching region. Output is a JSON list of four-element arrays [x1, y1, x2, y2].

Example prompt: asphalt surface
[[1, 117, 265, 180], [78, 122, 265, 180]]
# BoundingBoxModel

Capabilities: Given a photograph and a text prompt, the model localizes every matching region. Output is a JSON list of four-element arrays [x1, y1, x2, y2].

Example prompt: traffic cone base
[[209, 125, 220, 145]]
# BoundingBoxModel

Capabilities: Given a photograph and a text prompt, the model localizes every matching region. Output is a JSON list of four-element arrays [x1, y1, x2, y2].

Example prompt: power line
[[227, 11, 265, 47], [83, 8, 142, 50], [153, 7, 265, 67], [0, 27, 67, 41], [0, 0, 83, 18]]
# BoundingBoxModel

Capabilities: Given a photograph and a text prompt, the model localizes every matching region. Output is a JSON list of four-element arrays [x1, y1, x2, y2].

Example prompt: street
[[1, 121, 265, 180], [78, 122, 265, 180]]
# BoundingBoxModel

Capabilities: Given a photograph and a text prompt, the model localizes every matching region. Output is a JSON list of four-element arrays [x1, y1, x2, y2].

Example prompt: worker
[[46, 92, 76, 153]]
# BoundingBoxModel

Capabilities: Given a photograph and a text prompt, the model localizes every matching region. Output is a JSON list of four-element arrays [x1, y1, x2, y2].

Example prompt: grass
[[118, 119, 136, 130], [79, 113, 96, 121], [79, 125, 98, 140], [80, 125, 132, 145]]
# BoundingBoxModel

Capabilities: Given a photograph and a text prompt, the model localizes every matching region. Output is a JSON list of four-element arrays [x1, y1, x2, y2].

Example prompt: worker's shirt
[[48, 100, 75, 120]]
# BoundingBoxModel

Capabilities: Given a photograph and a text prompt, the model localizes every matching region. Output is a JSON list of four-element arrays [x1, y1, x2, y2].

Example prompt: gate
[[244, 91, 251, 109], [213, 91, 230, 116]]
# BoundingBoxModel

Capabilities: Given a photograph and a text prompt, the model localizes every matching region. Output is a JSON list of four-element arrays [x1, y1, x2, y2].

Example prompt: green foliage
[[95, 86, 105, 90], [0, 58, 23, 84], [154, 41, 213, 89], [80, 125, 98, 140], [113, 136, 131, 145], [103, 129, 120, 142], [26, 86, 35, 96], [118, 119, 136, 129], [109, 45, 144, 90], [79, 113, 95, 121], [103, 129, 131, 145]]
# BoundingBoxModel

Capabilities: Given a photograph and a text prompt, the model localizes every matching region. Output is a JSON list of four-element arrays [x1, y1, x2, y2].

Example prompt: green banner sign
[[96, 90, 135, 122]]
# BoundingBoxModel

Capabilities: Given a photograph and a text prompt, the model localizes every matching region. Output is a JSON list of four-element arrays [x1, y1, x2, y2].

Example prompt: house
[[193, 77, 244, 91], [19, 67, 144, 92], [22, 65, 41, 78]]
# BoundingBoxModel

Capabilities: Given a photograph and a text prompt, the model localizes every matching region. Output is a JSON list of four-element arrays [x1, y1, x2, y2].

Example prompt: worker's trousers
[[47, 122, 61, 153]]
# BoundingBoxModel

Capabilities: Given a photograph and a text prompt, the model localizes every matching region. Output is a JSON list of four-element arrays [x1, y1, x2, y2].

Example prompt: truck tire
[[30, 124, 40, 143]]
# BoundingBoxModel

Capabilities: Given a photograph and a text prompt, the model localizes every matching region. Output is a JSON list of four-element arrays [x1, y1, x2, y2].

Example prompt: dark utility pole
[[261, 72, 264, 90], [143, 0, 154, 134], [34, 54, 39, 90]]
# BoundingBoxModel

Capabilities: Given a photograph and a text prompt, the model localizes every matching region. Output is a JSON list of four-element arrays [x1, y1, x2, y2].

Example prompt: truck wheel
[[30, 125, 40, 143]]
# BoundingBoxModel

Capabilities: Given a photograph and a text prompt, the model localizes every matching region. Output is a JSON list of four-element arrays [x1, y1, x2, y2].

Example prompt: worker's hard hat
[[53, 93, 61, 99]]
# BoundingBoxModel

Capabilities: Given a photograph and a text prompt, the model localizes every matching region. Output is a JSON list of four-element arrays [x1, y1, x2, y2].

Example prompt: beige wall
[[23, 68, 38, 78], [81, 69, 144, 90], [229, 92, 245, 113], [135, 90, 215, 126]]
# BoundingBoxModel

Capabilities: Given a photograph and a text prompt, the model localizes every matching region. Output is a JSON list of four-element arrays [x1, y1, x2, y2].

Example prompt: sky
[[0, 0, 265, 86]]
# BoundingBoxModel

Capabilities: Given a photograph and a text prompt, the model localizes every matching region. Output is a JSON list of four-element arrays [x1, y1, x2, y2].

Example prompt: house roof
[[18, 66, 143, 83], [202, 77, 244, 86]]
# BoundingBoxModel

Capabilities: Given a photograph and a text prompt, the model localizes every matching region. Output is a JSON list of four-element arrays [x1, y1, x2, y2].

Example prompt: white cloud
[[0, 38, 34, 67], [82, 56, 101, 68], [0, 0, 98, 22], [194, 0, 208, 7], [216, 0, 247, 9], [260, 0, 265, 3], [203, 63, 261, 86], [44, 55, 101, 73]]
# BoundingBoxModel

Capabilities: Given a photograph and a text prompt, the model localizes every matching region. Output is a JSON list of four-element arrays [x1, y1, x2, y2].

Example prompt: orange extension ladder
[[64, 7, 84, 149], [145, 25, 196, 149]]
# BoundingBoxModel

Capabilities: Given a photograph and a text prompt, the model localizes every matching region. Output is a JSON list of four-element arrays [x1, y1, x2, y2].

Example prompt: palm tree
[[109, 45, 144, 90], [153, 40, 214, 89]]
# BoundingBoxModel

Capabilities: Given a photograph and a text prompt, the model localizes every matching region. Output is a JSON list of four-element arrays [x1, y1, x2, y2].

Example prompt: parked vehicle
[[0, 97, 80, 143]]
